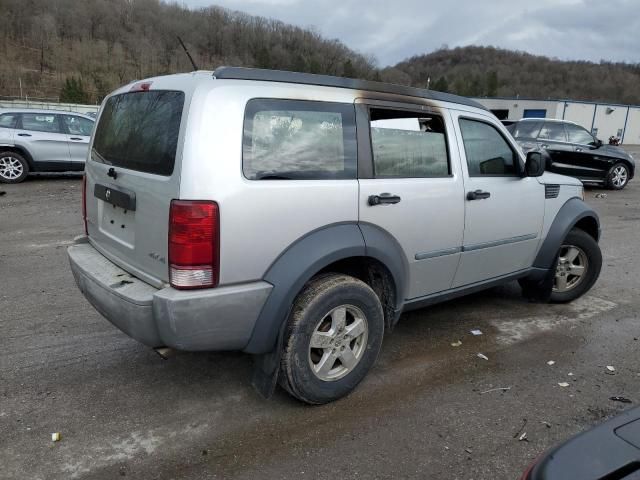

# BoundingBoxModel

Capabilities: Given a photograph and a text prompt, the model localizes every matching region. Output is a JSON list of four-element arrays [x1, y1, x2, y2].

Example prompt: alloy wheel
[[0, 156, 24, 180], [554, 244, 589, 293], [611, 165, 628, 188], [308, 304, 369, 381]]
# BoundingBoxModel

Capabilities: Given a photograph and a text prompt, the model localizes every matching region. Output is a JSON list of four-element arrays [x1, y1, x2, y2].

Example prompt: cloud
[[181, 0, 640, 65]]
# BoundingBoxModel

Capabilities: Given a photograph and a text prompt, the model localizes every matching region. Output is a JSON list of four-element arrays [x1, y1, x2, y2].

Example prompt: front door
[[451, 111, 545, 288], [17, 113, 70, 170], [357, 102, 465, 299], [564, 122, 611, 180]]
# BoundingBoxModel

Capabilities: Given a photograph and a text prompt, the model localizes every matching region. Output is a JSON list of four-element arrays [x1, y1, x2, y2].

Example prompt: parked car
[[521, 406, 640, 479], [68, 68, 602, 404], [507, 118, 635, 190], [0, 108, 95, 183]]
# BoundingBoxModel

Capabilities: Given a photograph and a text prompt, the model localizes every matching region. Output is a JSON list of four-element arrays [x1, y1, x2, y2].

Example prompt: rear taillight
[[168, 200, 219, 289], [82, 174, 88, 235]]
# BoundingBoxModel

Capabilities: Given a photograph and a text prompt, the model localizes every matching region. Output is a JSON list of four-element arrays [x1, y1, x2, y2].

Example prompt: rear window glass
[[243, 99, 357, 180], [92, 91, 184, 176]]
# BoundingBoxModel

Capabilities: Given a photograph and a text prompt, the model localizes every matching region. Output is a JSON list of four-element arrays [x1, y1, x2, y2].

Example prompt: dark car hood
[[597, 144, 634, 160]]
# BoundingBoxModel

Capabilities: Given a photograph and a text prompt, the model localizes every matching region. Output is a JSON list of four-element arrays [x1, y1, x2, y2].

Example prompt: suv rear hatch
[[85, 85, 187, 287]]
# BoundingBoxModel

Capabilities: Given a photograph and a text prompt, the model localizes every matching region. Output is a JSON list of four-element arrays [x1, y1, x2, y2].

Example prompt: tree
[[432, 76, 449, 92], [486, 70, 498, 97], [59, 77, 89, 104], [342, 59, 355, 78]]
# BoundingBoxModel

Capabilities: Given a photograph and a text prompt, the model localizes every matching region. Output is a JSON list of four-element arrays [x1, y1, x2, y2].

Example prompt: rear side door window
[[458, 118, 519, 176], [511, 121, 542, 139], [369, 108, 450, 178], [243, 99, 357, 180], [20, 113, 63, 133], [538, 122, 567, 142]]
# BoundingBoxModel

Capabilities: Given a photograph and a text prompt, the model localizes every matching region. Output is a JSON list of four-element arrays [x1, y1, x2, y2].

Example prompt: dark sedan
[[508, 119, 635, 190], [521, 406, 640, 480]]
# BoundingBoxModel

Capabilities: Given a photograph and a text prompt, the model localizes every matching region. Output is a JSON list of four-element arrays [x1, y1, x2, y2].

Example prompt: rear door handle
[[17, 133, 32, 137], [368, 193, 401, 206], [70, 137, 83, 141], [540, 144, 548, 149], [467, 190, 491, 201]]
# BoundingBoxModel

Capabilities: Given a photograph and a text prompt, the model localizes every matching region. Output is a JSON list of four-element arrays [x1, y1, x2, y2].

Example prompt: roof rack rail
[[212, 66, 487, 111]]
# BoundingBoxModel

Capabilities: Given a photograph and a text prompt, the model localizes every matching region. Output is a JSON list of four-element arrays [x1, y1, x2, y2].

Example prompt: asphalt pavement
[[1, 154, 639, 479]]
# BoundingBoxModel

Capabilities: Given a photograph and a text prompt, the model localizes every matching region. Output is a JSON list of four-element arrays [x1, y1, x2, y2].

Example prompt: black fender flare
[[244, 222, 408, 354], [533, 197, 600, 270]]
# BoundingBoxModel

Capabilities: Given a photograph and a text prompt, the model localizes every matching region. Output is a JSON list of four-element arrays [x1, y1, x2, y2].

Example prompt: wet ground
[[1, 155, 640, 480]]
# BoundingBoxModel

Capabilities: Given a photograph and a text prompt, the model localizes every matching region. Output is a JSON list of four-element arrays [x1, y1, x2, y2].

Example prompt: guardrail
[[0, 99, 99, 115]]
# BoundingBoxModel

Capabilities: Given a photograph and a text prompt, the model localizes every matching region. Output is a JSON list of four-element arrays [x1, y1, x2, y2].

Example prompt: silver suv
[[68, 68, 602, 404], [0, 109, 95, 183]]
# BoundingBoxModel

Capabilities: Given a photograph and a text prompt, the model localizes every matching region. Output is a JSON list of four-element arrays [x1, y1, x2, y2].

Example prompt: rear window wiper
[[255, 173, 294, 180]]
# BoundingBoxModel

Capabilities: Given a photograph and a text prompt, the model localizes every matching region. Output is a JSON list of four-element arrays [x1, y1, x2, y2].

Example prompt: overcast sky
[[181, 0, 639, 66]]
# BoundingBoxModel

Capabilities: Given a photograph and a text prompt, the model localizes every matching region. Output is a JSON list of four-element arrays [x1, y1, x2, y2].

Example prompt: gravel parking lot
[[2, 151, 640, 480]]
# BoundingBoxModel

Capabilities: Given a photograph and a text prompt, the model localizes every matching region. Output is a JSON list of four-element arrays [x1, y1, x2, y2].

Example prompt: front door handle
[[540, 144, 548, 149], [17, 133, 32, 137], [70, 137, 83, 141], [467, 190, 491, 201], [575, 147, 583, 152], [368, 193, 401, 206]]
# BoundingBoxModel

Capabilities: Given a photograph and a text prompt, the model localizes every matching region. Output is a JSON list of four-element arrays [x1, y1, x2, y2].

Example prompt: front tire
[[606, 162, 629, 190], [0, 151, 29, 183], [279, 274, 384, 404], [549, 229, 601, 303]]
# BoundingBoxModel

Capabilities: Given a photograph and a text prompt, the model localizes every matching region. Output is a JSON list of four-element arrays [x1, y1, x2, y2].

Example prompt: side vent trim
[[545, 184, 560, 199]]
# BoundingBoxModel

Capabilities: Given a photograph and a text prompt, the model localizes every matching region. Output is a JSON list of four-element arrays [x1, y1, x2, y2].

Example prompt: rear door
[[451, 111, 544, 287], [537, 121, 575, 177], [61, 114, 94, 170], [357, 101, 465, 299], [17, 113, 70, 169], [86, 87, 186, 286]]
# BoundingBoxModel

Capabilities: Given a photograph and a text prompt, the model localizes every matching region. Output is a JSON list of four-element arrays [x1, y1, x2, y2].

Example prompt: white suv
[[0, 109, 95, 183], [68, 68, 602, 404]]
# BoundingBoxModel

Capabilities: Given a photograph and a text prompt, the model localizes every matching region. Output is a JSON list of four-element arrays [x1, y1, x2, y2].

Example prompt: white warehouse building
[[474, 97, 640, 145]]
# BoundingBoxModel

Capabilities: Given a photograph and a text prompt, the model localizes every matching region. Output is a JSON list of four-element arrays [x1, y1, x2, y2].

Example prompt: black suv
[[508, 119, 635, 190]]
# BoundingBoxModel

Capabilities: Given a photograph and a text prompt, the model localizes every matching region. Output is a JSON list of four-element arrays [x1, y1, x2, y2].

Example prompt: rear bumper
[[68, 240, 272, 351]]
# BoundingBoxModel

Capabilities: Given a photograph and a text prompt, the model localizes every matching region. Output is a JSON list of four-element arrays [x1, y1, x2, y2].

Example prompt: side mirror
[[596, 139, 603, 148], [525, 150, 547, 177]]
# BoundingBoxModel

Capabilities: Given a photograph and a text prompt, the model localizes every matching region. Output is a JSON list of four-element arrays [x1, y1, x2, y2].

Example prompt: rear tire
[[606, 162, 629, 190], [0, 151, 29, 183], [279, 274, 384, 404]]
